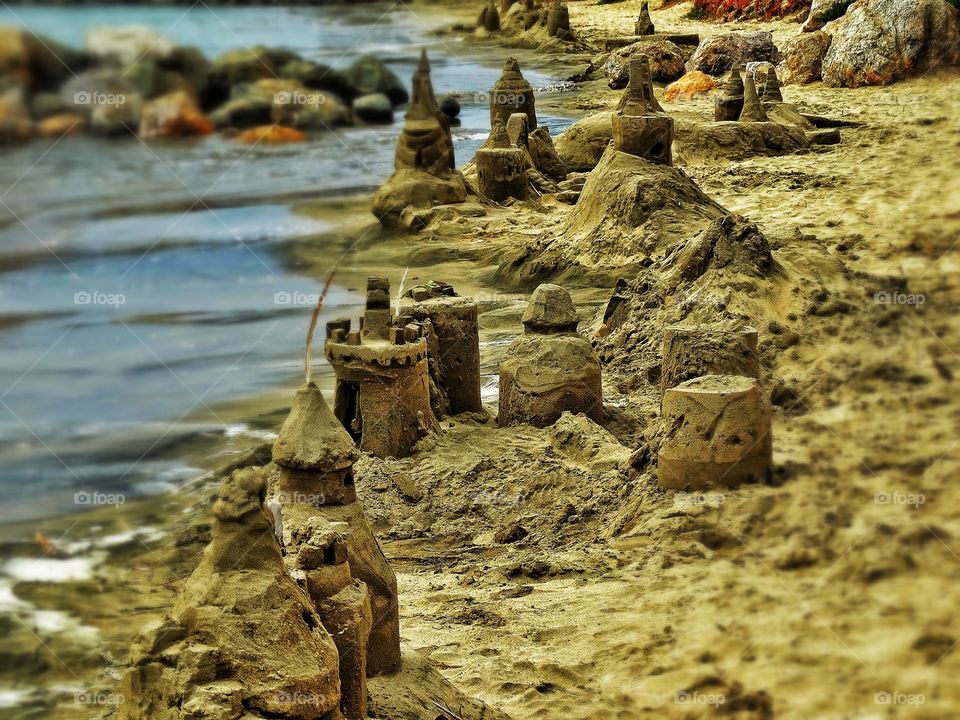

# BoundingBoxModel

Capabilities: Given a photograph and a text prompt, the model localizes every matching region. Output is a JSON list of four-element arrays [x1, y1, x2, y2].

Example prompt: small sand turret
[[546, 0, 571, 39], [489, 58, 537, 130], [297, 521, 372, 720], [635, 1, 655, 35], [661, 323, 759, 397], [476, 118, 530, 201], [325, 276, 438, 459], [714, 66, 745, 122], [478, 0, 501, 32], [395, 50, 455, 175], [761, 65, 784, 103], [612, 56, 674, 165], [499, 283, 604, 427], [738, 73, 768, 122]]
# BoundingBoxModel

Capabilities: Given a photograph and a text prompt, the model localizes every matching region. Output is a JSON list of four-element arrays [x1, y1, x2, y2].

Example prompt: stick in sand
[[304, 272, 336, 384]]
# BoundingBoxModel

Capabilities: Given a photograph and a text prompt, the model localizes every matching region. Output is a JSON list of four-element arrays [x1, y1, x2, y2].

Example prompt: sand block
[[661, 323, 759, 393], [658, 374, 772, 491]]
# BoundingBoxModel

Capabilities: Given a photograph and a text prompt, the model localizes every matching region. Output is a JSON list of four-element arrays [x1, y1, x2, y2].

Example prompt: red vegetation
[[691, 0, 812, 20]]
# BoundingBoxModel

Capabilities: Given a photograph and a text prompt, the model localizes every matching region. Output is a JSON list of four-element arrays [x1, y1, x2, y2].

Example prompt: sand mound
[[674, 120, 808, 163]]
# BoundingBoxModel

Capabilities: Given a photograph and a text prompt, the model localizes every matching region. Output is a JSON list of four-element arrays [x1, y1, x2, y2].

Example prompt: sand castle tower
[[546, 0, 571, 39], [761, 65, 784, 103], [297, 521, 372, 720], [120, 468, 343, 720], [476, 119, 530, 201], [658, 375, 772, 490], [395, 50, 455, 176], [660, 323, 759, 396], [325, 276, 437, 459], [498, 283, 604, 427], [635, 1, 655, 35], [714, 66, 745, 122], [478, 0, 501, 32], [611, 56, 674, 166], [489, 58, 537, 130], [400, 281, 483, 418], [738, 73, 768, 122], [271, 377, 402, 677]]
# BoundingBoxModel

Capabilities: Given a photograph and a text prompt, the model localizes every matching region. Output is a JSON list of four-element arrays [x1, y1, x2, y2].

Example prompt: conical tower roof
[[617, 55, 664, 115], [762, 66, 783, 103], [739, 73, 768, 122], [273, 382, 360, 470], [406, 49, 440, 120]]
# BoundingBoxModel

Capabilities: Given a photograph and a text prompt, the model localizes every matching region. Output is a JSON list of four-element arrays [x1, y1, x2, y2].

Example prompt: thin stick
[[305, 272, 336, 384], [395, 267, 409, 317]]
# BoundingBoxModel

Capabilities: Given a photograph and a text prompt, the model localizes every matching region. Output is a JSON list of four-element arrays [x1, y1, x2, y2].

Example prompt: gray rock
[[686, 31, 780, 76], [777, 31, 832, 85], [604, 40, 689, 88], [822, 0, 960, 87], [280, 59, 356, 102], [353, 92, 393, 124], [345, 55, 408, 107]]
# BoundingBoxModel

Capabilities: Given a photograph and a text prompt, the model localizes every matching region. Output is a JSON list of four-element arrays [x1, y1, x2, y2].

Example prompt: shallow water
[[0, 4, 572, 524]]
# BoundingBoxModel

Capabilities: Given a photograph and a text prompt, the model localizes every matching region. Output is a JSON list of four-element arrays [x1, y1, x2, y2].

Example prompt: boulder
[[1, 27, 91, 91], [157, 46, 210, 100], [440, 93, 461, 119], [353, 92, 393, 124], [821, 0, 960, 87], [345, 54, 408, 107], [90, 95, 142, 136], [29, 92, 66, 120], [139, 91, 214, 138], [272, 89, 351, 130], [207, 45, 300, 103], [38, 112, 85, 138], [280, 59, 356, 102], [778, 30, 832, 84], [0, 88, 34, 145], [528, 126, 567, 181], [686, 31, 780, 76], [604, 40, 689, 88], [209, 96, 272, 129], [61, 70, 143, 135], [553, 111, 613, 171], [664, 70, 717, 101], [674, 120, 808, 163], [803, 0, 855, 31], [234, 125, 306, 144], [85, 26, 176, 66]]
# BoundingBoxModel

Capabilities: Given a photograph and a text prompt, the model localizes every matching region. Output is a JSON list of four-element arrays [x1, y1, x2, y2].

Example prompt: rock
[[394, 474, 424, 503], [693, 0, 811, 20], [157, 46, 210, 99], [90, 98, 142, 136], [353, 92, 394, 124], [29, 92, 66, 120], [371, 169, 468, 229], [209, 97, 272, 129], [37, 112, 84, 138], [440, 93, 461, 119], [778, 30, 832, 84], [664, 70, 717, 101], [803, 0, 854, 31], [85, 26, 176, 65], [604, 40, 689, 87], [822, 0, 960, 88], [686, 31, 780, 76], [528, 126, 567, 181], [0, 88, 34, 144], [207, 45, 300, 104], [234, 125, 306, 144], [61, 70, 143, 136], [553, 110, 613, 171], [279, 59, 356, 102], [1, 27, 91, 92], [139, 91, 214, 138], [121, 59, 160, 99], [807, 127, 842, 145], [272, 88, 351, 130], [345, 54, 408, 107], [674, 119, 807, 163]]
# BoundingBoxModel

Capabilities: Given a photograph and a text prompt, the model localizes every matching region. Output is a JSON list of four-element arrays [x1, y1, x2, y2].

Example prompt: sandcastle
[[325, 276, 438, 459], [635, 1, 655, 35], [715, 66, 745, 122], [478, 0, 501, 32], [395, 50, 455, 175], [658, 375, 772, 490], [271, 378, 402, 676], [545, 0, 571, 39], [611, 56, 674, 166], [657, 322, 771, 491], [120, 468, 343, 720], [489, 58, 537, 130], [498, 283, 604, 427], [476, 119, 530, 201], [738, 72, 769, 122], [296, 521, 372, 720], [761, 65, 784, 103], [400, 281, 483, 418]]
